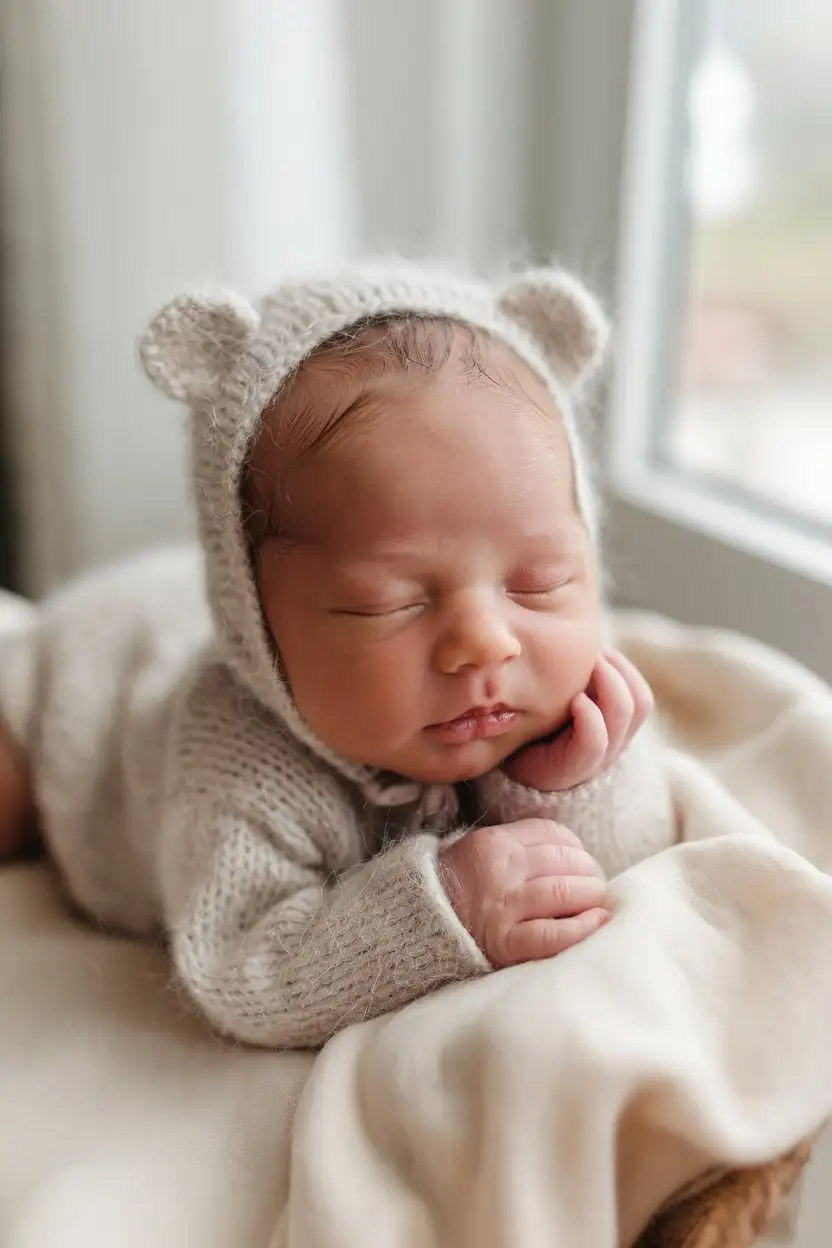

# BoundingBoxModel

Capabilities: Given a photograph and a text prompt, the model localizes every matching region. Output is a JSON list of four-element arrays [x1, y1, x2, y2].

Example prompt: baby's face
[[254, 331, 601, 785]]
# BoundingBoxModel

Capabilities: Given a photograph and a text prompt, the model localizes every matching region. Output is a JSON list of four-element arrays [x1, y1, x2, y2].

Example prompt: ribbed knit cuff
[[343, 832, 492, 988], [476, 762, 619, 826]]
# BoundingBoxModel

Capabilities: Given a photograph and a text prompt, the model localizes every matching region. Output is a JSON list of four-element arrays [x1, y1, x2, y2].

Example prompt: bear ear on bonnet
[[137, 290, 260, 405], [497, 268, 609, 389]]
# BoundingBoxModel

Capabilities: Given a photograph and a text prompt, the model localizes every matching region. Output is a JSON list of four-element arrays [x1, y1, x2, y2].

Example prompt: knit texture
[[0, 263, 676, 1049]]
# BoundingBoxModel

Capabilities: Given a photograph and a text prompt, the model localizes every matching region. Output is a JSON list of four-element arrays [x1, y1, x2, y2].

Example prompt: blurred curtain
[[0, 0, 631, 594]]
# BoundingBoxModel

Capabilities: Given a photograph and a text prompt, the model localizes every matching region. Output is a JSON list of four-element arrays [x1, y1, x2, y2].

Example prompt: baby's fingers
[[557, 691, 609, 786], [523, 840, 605, 881], [502, 694, 606, 791], [604, 650, 655, 748], [513, 873, 608, 921], [501, 908, 609, 966], [591, 657, 635, 764]]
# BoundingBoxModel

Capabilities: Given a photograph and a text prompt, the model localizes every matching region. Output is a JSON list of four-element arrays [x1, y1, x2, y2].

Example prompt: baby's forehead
[[275, 318, 553, 422], [244, 317, 564, 543]]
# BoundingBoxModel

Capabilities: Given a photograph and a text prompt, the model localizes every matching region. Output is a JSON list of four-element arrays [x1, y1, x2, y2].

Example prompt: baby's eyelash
[[509, 579, 571, 598], [334, 603, 424, 619]]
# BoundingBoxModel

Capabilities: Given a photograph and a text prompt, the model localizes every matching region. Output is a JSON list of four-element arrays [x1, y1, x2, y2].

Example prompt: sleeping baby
[[0, 263, 675, 1048]]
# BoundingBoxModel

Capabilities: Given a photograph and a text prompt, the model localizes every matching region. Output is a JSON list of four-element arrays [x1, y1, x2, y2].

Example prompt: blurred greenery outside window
[[666, 0, 832, 531]]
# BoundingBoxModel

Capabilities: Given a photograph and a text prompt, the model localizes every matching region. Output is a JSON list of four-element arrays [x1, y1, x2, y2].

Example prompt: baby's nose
[[433, 607, 521, 675]]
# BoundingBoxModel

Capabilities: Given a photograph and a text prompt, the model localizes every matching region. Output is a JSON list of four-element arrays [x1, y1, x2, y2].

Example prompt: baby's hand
[[439, 818, 609, 967], [503, 649, 654, 792]]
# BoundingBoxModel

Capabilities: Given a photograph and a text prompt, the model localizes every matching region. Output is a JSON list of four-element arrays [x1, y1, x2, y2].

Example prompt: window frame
[[600, 0, 832, 683]]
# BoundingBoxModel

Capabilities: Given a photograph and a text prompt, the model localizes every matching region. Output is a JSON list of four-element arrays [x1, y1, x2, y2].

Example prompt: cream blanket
[[4, 612, 832, 1247]]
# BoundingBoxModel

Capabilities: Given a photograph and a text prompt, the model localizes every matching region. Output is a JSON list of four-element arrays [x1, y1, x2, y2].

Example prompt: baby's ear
[[138, 290, 260, 404], [497, 268, 609, 388]]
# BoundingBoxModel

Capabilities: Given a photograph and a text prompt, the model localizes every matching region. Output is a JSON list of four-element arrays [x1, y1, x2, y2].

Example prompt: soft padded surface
[[0, 866, 312, 1247]]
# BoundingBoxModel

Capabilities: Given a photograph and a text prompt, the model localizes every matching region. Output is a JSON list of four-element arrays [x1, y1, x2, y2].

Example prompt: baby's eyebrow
[[327, 558, 421, 584], [509, 531, 583, 556], [510, 550, 581, 570]]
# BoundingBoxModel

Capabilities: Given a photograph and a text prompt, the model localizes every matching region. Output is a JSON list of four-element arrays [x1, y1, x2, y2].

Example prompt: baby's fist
[[439, 818, 609, 967]]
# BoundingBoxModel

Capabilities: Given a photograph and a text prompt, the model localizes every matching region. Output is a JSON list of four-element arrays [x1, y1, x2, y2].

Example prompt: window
[[670, 0, 832, 532], [606, 0, 832, 682]]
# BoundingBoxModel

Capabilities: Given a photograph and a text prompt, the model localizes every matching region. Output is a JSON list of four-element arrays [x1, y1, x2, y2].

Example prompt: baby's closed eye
[[506, 562, 579, 604], [331, 601, 426, 619]]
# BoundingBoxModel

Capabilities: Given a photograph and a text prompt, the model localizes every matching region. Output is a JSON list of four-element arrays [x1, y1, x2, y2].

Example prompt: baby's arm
[[160, 663, 488, 1049], [472, 651, 677, 877]]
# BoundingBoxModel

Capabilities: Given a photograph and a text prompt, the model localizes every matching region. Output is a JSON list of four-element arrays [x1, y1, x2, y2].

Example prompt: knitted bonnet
[[138, 261, 609, 794]]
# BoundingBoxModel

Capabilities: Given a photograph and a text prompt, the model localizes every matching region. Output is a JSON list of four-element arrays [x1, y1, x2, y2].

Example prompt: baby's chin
[[338, 716, 568, 787], [388, 736, 530, 787]]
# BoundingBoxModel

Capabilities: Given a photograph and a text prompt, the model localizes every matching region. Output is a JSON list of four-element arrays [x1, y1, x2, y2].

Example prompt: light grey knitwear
[[0, 263, 675, 1048]]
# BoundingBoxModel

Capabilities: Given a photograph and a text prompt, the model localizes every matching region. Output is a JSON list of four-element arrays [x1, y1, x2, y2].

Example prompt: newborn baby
[[0, 264, 675, 1047]]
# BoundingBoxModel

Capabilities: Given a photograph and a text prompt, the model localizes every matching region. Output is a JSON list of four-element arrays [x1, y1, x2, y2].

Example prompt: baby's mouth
[[425, 704, 519, 745]]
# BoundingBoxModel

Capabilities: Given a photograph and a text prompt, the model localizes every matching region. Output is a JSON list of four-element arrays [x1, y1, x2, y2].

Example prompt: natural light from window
[[666, 0, 832, 529]]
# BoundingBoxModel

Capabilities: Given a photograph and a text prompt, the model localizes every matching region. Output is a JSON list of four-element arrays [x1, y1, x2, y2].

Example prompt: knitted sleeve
[[472, 721, 678, 879], [158, 662, 488, 1049]]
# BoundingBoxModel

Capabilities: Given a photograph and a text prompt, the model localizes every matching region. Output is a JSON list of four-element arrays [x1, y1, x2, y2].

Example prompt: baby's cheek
[[297, 647, 419, 761], [287, 665, 367, 757], [528, 617, 601, 709]]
